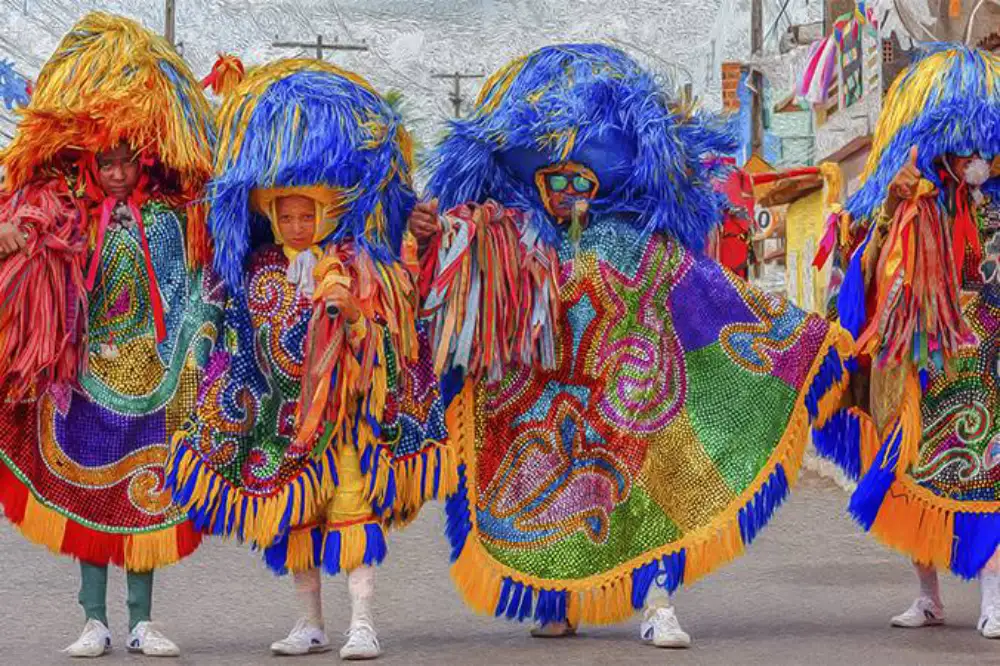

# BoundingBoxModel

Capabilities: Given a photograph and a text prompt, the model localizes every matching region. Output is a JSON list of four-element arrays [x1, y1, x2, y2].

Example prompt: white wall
[[0, 0, 826, 150]]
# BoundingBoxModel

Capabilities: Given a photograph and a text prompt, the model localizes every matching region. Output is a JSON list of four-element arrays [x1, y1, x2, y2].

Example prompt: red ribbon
[[952, 182, 982, 276]]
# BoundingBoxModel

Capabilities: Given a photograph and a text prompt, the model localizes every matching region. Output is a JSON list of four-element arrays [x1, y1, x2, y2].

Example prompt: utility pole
[[749, 0, 764, 155], [272, 34, 368, 61], [432, 71, 485, 117], [165, 0, 176, 46]]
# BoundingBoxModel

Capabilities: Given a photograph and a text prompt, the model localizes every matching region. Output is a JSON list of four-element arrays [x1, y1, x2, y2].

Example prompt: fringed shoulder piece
[[424, 44, 736, 251], [0, 180, 87, 394], [419, 200, 560, 382], [296, 239, 420, 451]]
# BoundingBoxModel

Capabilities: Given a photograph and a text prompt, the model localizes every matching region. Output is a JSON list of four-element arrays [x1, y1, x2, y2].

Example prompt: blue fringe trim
[[631, 550, 686, 611], [805, 346, 845, 422], [812, 408, 863, 481], [165, 438, 339, 542], [848, 422, 903, 530], [738, 464, 790, 546], [444, 463, 472, 562], [952, 512, 1000, 580]]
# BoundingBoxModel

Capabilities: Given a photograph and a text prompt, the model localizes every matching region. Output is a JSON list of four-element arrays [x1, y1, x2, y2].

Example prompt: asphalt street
[[0, 475, 993, 665]]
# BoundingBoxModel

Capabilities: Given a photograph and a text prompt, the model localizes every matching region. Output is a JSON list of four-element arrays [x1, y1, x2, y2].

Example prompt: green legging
[[78, 562, 153, 631]]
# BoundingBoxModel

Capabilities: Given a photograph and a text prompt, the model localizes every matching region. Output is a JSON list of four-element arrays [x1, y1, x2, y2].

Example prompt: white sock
[[294, 569, 324, 629], [982, 570, 1000, 619], [915, 562, 942, 608], [645, 584, 673, 612], [347, 567, 375, 630]]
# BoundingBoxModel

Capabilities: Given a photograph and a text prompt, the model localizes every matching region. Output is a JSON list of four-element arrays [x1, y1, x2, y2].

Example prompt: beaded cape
[[166, 60, 453, 576], [813, 45, 1000, 579], [427, 44, 852, 626], [0, 13, 221, 572]]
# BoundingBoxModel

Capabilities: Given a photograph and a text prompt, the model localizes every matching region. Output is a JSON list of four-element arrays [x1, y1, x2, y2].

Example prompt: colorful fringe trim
[[167, 432, 456, 550], [817, 371, 1000, 579], [0, 461, 201, 572], [389, 443, 458, 526], [262, 519, 388, 576], [443, 325, 853, 625]]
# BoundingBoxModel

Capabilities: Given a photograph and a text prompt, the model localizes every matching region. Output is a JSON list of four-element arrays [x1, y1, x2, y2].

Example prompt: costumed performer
[[813, 44, 1000, 638], [0, 13, 221, 658], [410, 43, 852, 647], [166, 59, 452, 661]]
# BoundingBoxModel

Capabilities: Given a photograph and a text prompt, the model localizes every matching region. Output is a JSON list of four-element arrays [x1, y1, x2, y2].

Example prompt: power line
[[271, 33, 367, 61], [764, 0, 795, 45]]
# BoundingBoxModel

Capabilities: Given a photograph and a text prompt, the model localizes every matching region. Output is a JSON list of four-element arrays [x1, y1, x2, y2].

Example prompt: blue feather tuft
[[425, 44, 735, 252], [210, 62, 417, 292], [847, 44, 1000, 222]]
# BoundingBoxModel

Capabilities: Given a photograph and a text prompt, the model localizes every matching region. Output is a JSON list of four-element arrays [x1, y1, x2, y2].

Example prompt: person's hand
[[0, 222, 26, 258], [408, 199, 440, 242], [325, 284, 361, 323], [886, 147, 921, 217]]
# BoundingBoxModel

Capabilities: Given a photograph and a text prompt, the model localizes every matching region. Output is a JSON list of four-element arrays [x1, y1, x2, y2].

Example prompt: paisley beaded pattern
[[0, 201, 223, 534], [914, 236, 1000, 503], [177, 244, 447, 500], [472, 216, 831, 580]]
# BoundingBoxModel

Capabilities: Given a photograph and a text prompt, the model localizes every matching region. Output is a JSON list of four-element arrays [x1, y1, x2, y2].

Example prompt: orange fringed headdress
[[0, 12, 216, 267]]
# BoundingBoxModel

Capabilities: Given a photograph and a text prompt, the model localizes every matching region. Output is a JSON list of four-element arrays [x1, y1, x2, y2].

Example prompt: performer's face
[[275, 195, 317, 252], [96, 143, 141, 201], [535, 162, 599, 223]]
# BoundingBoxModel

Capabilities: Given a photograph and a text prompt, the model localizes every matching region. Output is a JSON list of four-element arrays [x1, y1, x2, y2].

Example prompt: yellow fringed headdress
[[1, 12, 215, 202]]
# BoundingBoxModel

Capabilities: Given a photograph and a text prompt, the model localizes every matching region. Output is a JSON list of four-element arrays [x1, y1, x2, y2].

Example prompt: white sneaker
[[271, 617, 332, 656], [530, 621, 577, 638], [980, 608, 1000, 639], [126, 622, 180, 657], [890, 597, 945, 628], [63, 619, 112, 658], [340, 622, 381, 660], [640, 606, 691, 648]]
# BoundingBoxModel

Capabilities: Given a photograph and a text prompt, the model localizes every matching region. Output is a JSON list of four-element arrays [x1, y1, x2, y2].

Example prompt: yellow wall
[[783, 189, 829, 313]]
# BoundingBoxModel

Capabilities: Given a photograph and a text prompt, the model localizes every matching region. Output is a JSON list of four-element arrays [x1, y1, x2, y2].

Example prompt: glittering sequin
[[471, 215, 831, 580]]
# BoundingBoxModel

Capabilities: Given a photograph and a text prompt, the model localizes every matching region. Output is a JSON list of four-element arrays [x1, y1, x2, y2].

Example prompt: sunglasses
[[547, 173, 597, 194]]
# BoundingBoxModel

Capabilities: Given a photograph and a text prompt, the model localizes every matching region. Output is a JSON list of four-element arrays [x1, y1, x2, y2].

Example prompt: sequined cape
[[0, 190, 223, 571], [442, 213, 852, 626], [815, 199, 1000, 578], [167, 245, 452, 575]]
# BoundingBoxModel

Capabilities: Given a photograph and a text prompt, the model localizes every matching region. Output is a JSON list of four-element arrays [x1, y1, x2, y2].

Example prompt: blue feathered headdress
[[847, 44, 1000, 221], [210, 59, 417, 291], [425, 43, 737, 251]]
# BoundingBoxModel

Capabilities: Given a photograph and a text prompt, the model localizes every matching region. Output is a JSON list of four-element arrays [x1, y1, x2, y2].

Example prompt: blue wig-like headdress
[[425, 43, 736, 251], [210, 59, 417, 291], [847, 44, 1000, 220]]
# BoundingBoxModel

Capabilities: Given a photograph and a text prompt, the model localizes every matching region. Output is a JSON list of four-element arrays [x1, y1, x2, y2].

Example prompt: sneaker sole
[[340, 652, 381, 660], [65, 648, 111, 659], [125, 647, 180, 657], [271, 645, 334, 656], [890, 619, 945, 629]]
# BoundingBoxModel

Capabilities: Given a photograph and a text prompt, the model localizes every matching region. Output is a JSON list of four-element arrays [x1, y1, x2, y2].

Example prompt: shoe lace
[[653, 608, 681, 632], [345, 622, 379, 649], [289, 617, 313, 638], [134, 622, 169, 642]]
